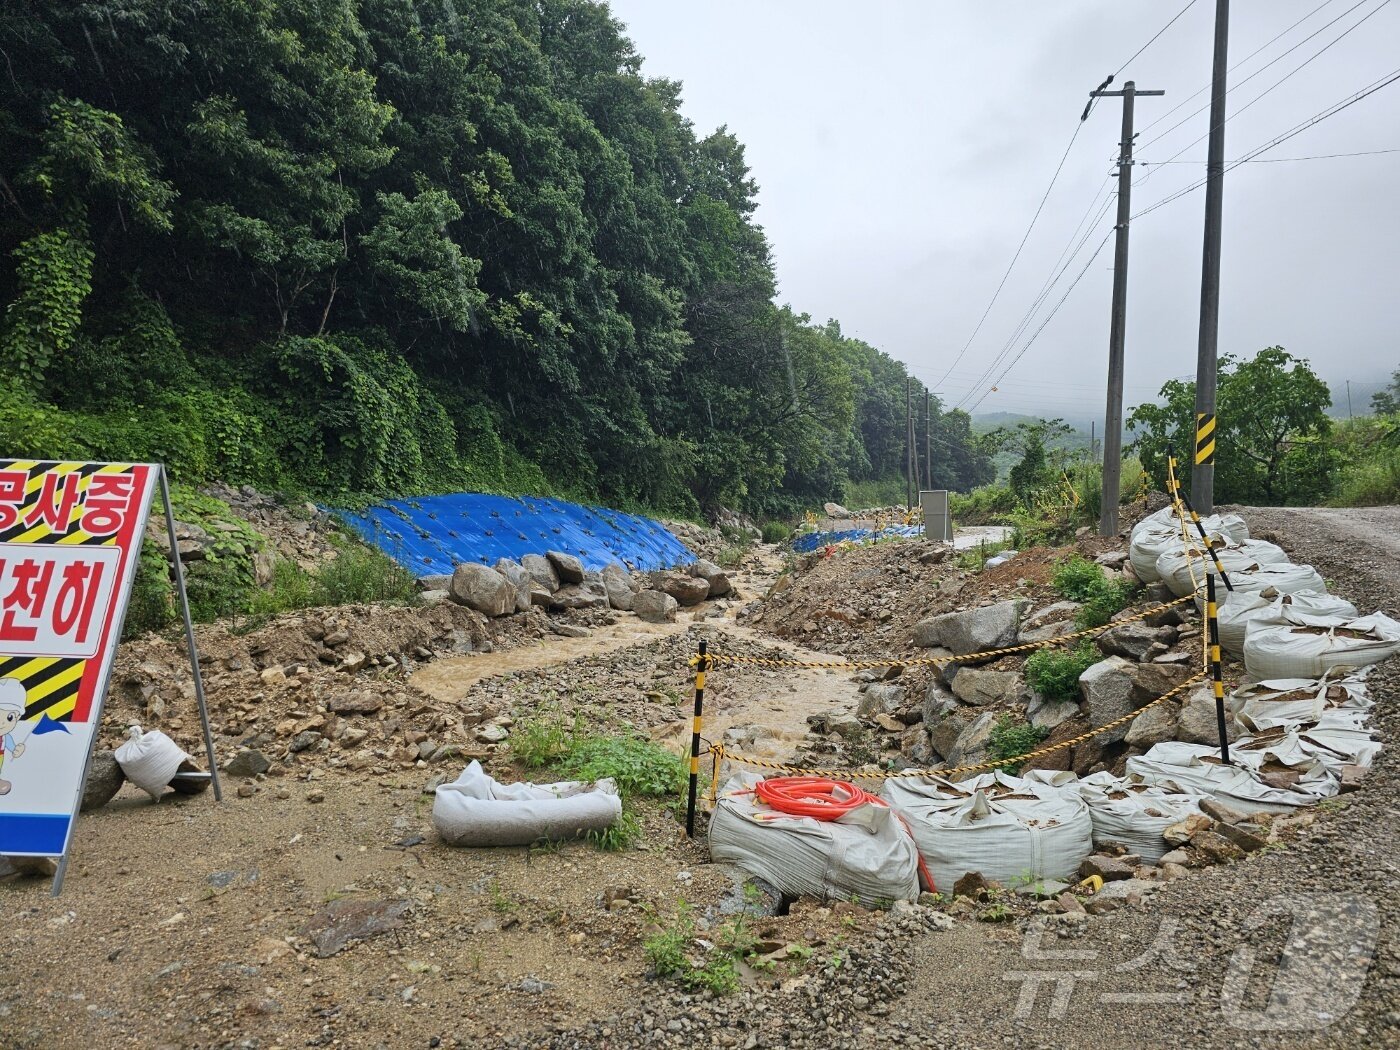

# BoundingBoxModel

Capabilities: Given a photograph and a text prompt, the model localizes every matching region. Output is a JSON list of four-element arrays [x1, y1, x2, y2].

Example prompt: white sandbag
[[114, 725, 191, 801], [1130, 522, 1231, 584], [1155, 539, 1291, 597], [884, 771, 1092, 890], [432, 760, 621, 847], [1231, 674, 1372, 732], [1215, 590, 1359, 654], [1126, 739, 1337, 814], [1234, 712, 1381, 775], [1243, 610, 1400, 680], [1074, 771, 1203, 863], [1221, 562, 1329, 600], [1130, 507, 1248, 544], [708, 771, 920, 902]]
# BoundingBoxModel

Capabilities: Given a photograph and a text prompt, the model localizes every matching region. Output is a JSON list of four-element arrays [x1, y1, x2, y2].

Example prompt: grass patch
[[761, 520, 792, 544], [643, 901, 785, 996], [512, 715, 687, 850], [1051, 554, 1137, 629], [244, 542, 418, 626], [1024, 640, 1099, 703], [988, 715, 1048, 776]]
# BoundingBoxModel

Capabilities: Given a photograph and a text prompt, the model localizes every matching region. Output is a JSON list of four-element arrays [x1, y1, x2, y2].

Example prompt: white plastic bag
[[1155, 540, 1290, 597], [114, 725, 191, 801], [1221, 563, 1329, 600], [432, 760, 621, 847], [884, 771, 1092, 889], [1128, 510, 1247, 584], [1126, 739, 1337, 814], [709, 772, 920, 902], [1231, 674, 1371, 732], [1243, 610, 1400, 679], [1214, 590, 1358, 653], [1074, 771, 1203, 863]]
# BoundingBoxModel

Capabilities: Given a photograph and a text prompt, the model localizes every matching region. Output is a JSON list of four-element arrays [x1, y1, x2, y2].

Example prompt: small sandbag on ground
[[1126, 739, 1338, 814], [432, 760, 621, 847], [1231, 673, 1371, 732], [1215, 590, 1358, 654], [1073, 771, 1204, 863], [114, 726, 192, 801]]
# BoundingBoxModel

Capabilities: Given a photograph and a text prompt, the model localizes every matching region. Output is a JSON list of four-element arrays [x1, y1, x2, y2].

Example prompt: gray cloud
[[607, 0, 1399, 418]]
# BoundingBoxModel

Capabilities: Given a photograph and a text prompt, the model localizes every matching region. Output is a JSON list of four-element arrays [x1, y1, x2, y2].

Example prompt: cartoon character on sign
[[0, 678, 26, 795]]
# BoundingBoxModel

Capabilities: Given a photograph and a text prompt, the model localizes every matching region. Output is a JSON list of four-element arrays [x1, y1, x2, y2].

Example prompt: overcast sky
[[607, 0, 1399, 420]]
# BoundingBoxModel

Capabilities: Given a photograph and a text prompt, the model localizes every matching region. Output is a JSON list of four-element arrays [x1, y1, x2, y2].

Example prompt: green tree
[[1129, 348, 1336, 504], [1371, 368, 1400, 416]]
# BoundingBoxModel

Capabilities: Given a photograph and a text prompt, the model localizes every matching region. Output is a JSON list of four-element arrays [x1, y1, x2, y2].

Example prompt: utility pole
[[1346, 379, 1354, 420], [924, 390, 932, 492], [905, 377, 914, 510], [1090, 420, 1097, 462], [1090, 79, 1164, 537], [1191, 0, 1229, 514]]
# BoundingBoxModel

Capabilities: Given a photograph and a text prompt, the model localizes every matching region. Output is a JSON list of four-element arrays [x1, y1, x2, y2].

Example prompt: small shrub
[[715, 542, 749, 570], [1051, 555, 1106, 601], [761, 520, 792, 543], [315, 545, 418, 605], [1074, 578, 1136, 629], [123, 540, 177, 639], [1024, 640, 1099, 703], [987, 715, 1048, 775]]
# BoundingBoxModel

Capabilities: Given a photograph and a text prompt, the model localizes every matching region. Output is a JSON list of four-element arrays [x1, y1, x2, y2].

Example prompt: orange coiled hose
[[753, 776, 936, 894]]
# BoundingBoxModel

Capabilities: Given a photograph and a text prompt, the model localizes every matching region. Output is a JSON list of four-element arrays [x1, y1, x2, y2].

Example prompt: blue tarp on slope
[[335, 493, 695, 578], [791, 524, 925, 553]]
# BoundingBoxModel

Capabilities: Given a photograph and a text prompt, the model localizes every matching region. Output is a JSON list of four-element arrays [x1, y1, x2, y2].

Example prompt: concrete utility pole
[[1191, 0, 1229, 514], [1090, 79, 1164, 537], [924, 390, 932, 492], [905, 377, 914, 510]]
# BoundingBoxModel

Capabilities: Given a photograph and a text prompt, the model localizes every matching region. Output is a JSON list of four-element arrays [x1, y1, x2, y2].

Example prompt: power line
[[1114, 0, 1202, 76], [1135, 0, 1393, 183], [1141, 146, 1400, 163], [934, 120, 1085, 389], [1133, 64, 1400, 219], [1137, 0, 1343, 136]]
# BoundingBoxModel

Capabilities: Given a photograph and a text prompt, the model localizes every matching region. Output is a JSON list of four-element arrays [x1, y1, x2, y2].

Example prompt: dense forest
[[0, 0, 991, 517]]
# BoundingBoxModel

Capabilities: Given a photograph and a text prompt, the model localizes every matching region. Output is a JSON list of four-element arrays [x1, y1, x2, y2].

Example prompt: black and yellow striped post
[[1194, 413, 1216, 467], [685, 640, 709, 837], [1166, 452, 1234, 591], [1205, 573, 1230, 765]]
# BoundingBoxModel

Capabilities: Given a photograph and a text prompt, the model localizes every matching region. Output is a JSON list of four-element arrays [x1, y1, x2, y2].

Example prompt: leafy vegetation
[[761, 521, 793, 544], [1050, 554, 1137, 629], [0, 2, 991, 517], [1024, 641, 1100, 703], [987, 715, 1047, 775]]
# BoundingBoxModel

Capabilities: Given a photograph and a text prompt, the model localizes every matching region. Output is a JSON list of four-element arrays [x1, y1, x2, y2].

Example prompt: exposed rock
[[1095, 551, 1129, 569], [1025, 691, 1078, 731], [857, 684, 906, 719], [417, 574, 453, 592], [493, 559, 533, 614], [823, 502, 851, 520], [449, 563, 516, 617], [328, 692, 385, 715], [1199, 799, 1248, 825], [1084, 878, 1159, 914], [953, 871, 990, 900], [922, 681, 958, 726], [689, 559, 732, 598], [874, 713, 905, 733], [1176, 685, 1241, 745], [661, 574, 710, 606], [546, 551, 585, 586], [475, 724, 508, 744], [918, 547, 950, 566], [1018, 715, 1087, 774], [1213, 821, 1268, 853], [80, 751, 125, 811], [1162, 813, 1213, 846], [945, 710, 996, 766], [1124, 701, 1180, 749], [1078, 657, 1140, 743], [1022, 601, 1081, 629], [225, 749, 271, 778], [1018, 621, 1078, 645], [1079, 854, 1135, 883], [521, 554, 559, 592], [550, 623, 591, 639], [301, 899, 411, 958], [1096, 622, 1159, 661], [634, 590, 679, 624], [951, 668, 1023, 707], [912, 600, 1026, 657], [1190, 829, 1244, 864], [1129, 661, 1196, 702], [601, 564, 635, 611]]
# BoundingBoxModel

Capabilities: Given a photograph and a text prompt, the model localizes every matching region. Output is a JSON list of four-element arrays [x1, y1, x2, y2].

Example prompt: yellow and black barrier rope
[[703, 671, 1207, 785], [692, 592, 1194, 671], [1166, 453, 1234, 591]]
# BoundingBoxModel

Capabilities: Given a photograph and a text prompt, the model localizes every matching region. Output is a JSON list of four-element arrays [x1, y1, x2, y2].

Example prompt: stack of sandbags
[[884, 771, 1092, 889], [1072, 771, 1204, 863], [709, 772, 920, 902], [1128, 509, 1247, 584], [1232, 712, 1381, 777], [1214, 590, 1359, 653], [1155, 538, 1292, 597], [1126, 739, 1338, 814], [1230, 672, 1371, 732], [1243, 610, 1400, 679]]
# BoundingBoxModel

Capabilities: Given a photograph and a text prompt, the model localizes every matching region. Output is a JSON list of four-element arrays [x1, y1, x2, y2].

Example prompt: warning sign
[[0, 460, 156, 858]]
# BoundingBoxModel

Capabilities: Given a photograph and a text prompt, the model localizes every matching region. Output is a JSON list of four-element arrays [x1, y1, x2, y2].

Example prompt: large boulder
[[450, 563, 516, 617], [950, 668, 1023, 707], [521, 553, 559, 592], [1176, 685, 1240, 745], [1124, 701, 1180, 749], [857, 684, 906, 719], [1078, 656, 1140, 744], [824, 502, 851, 520], [554, 574, 609, 610], [689, 559, 732, 598], [923, 681, 958, 726], [634, 589, 678, 624], [912, 600, 1026, 657], [493, 559, 532, 613], [601, 564, 635, 611], [546, 551, 585, 586], [945, 711, 997, 766], [1096, 621, 1159, 662], [80, 750, 125, 811], [1026, 692, 1079, 732], [661, 574, 710, 606]]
